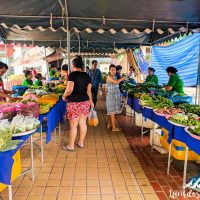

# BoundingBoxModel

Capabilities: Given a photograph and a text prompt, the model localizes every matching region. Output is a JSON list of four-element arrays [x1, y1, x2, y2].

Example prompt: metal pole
[[183, 146, 189, 189], [30, 135, 35, 182], [195, 42, 200, 105], [63, 0, 71, 74], [44, 47, 49, 79]]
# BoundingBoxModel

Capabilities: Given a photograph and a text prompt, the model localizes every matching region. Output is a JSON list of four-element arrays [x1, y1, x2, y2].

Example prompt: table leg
[[167, 142, 172, 175], [40, 125, 44, 163], [8, 185, 12, 200], [30, 135, 35, 182], [141, 116, 144, 140], [59, 122, 61, 135], [183, 146, 189, 189], [151, 122, 155, 153]]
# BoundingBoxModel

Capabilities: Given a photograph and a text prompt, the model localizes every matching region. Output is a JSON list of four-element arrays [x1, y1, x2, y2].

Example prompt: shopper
[[88, 60, 102, 108], [146, 67, 158, 84], [34, 73, 45, 87], [61, 64, 68, 84], [86, 66, 90, 74], [62, 56, 94, 151], [106, 64, 124, 132], [0, 62, 15, 101], [163, 66, 184, 95], [116, 65, 124, 93], [22, 70, 33, 87]]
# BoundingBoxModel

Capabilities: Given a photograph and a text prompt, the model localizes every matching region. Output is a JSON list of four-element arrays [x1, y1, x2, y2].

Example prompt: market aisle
[[1, 97, 159, 200]]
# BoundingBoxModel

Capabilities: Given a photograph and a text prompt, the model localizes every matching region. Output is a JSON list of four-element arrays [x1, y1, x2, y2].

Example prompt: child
[[106, 64, 124, 132]]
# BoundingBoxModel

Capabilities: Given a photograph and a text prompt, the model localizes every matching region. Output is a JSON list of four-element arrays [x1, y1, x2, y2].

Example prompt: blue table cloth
[[0, 134, 30, 185], [127, 98, 141, 113], [39, 99, 66, 144], [168, 125, 200, 155]]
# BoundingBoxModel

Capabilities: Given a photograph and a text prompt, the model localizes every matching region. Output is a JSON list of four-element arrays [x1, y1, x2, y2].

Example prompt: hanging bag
[[88, 108, 99, 126]]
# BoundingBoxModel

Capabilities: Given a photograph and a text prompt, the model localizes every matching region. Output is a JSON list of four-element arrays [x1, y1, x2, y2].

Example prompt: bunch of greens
[[169, 113, 200, 126], [188, 126, 200, 136], [177, 104, 200, 116], [140, 94, 174, 109]]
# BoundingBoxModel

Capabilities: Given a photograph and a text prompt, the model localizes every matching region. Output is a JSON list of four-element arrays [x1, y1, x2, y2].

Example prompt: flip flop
[[63, 146, 75, 152], [112, 128, 121, 132], [76, 143, 84, 148]]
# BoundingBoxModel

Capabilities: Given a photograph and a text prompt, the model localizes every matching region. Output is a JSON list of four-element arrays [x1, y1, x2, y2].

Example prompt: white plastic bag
[[88, 108, 99, 126]]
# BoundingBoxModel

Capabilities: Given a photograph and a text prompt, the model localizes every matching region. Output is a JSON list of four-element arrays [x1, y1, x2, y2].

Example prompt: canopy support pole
[[60, 0, 70, 73], [195, 42, 200, 105], [44, 47, 49, 79]]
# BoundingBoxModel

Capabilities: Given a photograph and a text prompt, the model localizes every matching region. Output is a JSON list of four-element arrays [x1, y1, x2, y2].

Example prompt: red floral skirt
[[67, 100, 90, 120]]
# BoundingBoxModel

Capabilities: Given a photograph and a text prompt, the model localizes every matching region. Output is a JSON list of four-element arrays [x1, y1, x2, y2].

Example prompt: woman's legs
[[107, 116, 111, 129], [78, 114, 88, 147], [110, 114, 121, 131], [67, 118, 79, 149]]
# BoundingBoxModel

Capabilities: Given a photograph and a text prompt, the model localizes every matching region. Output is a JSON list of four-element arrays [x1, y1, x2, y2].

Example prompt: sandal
[[112, 128, 121, 132], [63, 146, 75, 152], [76, 143, 84, 148]]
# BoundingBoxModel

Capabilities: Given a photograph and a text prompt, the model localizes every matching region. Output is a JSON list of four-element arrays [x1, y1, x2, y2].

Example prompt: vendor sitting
[[22, 70, 33, 87], [34, 73, 45, 87], [146, 67, 158, 84], [163, 66, 184, 95]]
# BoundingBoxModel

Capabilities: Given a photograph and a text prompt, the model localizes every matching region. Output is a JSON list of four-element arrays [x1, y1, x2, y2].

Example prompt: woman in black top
[[62, 56, 94, 151]]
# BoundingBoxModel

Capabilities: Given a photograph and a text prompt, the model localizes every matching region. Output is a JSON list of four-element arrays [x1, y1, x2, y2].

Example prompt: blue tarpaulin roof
[[151, 33, 200, 86]]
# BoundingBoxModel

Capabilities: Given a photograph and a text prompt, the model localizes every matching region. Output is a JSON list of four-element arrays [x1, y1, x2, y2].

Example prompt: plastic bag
[[88, 109, 99, 126]]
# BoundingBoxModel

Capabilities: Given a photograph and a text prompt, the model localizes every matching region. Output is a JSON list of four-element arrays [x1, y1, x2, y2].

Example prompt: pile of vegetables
[[140, 94, 174, 109], [0, 120, 12, 150], [11, 115, 40, 134], [169, 113, 200, 127], [178, 104, 200, 116], [154, 108, 183, 116], [188, 126, 200, 136]]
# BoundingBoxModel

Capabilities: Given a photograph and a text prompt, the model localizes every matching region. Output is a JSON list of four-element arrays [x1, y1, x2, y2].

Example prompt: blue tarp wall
[[151, 33, 200, 86]]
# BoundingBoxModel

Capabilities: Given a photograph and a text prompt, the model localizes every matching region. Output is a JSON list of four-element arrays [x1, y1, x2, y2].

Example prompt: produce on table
[[154, 108, 184, 116], [169, 113, 200, 126], [177, 104, 200, 116], [22, 93, 38, 103], [11, 115, 40, 134], [0, 120, 12, 150], [188, 126, 200, 136], [15, 102, 40, 118], [140, 94, 174, 109], [101, 72, 107, 84], [39, 103, 52, 114], [0, 103, 16, 120]]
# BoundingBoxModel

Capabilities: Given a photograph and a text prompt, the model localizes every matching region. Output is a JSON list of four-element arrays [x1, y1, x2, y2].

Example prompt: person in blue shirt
[[88, 60, 103, 108], [116, 65, 124, 93]]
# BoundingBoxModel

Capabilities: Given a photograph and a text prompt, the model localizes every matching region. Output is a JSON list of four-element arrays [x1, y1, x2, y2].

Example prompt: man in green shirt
[[164, 66, 184, 95], [146, 67, 158, 84]]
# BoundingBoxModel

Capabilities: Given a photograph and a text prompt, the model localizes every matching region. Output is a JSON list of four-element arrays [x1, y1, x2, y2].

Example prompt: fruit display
[[169, 113, 200, 127], [140, 94, 174, 109], [154, 108, 183, 116], [177, 104, 200, 116]]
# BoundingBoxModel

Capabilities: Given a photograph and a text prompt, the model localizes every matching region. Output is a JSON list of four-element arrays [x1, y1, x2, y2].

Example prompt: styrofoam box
[[150, 129, 167, 154]]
